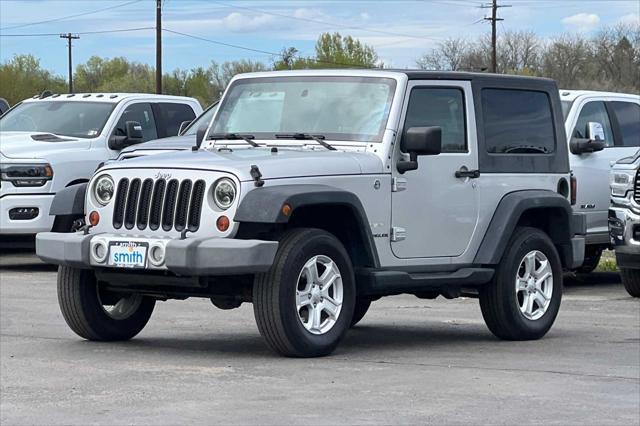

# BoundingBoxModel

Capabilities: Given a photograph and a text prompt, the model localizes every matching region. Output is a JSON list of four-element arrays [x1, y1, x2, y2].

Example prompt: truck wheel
[[253, 228, 356, 357], [479, 227, 562, 340], [621, 268, 640, 298], [576, 246, 602, 274], [57, 266, 155, 341], [351, 298, 371, 327], [52, 214, 84, 233]]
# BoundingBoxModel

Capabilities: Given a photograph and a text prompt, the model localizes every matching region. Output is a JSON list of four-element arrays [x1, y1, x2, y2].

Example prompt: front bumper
[[609, 206, 640, 269], [0, 194, 55, 234], [36, 232, 279, 276]]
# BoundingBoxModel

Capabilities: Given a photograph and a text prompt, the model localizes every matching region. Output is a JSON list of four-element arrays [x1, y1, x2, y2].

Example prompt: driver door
[[391, 81, 479, 259]]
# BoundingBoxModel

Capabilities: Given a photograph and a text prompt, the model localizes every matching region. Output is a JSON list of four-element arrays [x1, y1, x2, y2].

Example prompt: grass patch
[[596, 250, 618, 272]]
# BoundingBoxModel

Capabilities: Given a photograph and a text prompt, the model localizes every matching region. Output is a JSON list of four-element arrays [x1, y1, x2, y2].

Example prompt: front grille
[[113, 178, 206, 232], [635, 169, 639, 204]]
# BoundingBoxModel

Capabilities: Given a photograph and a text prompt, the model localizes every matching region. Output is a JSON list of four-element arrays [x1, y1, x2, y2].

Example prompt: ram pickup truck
[[36, 70, 586, 357], [0, 93, 202, 240]]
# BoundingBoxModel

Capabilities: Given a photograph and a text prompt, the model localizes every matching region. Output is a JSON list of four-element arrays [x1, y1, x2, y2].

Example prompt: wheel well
[[285, 204, 377, 269], [516, 207, 572, 267]]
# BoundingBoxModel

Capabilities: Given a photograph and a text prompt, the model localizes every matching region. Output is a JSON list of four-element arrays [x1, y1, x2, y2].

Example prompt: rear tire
[[350, 298, 371, 327], [253, 228, 355, 357], [576, 246, 602, 274], [621, 268, 640, 298], [57, 266, 155, 341], [479, 227, 562, 340]]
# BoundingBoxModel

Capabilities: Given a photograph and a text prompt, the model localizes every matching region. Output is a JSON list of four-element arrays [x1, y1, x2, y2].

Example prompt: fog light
[[93, 241, 108, 263], [149, 244, 166, 267], [89, 211, 100, 226], [216, 215, 230, 232], [9, 207, 39, 220]]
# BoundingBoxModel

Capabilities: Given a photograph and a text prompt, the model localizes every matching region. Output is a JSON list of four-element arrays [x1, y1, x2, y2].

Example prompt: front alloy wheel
[[515, 250, 553, 320]]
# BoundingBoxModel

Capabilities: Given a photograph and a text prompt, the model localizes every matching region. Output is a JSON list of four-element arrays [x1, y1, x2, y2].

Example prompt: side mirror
[[570, 121, 607, 155], [109, 121, 143, 150], [178, 120, 192, 135], [398, 126, 442, 174]]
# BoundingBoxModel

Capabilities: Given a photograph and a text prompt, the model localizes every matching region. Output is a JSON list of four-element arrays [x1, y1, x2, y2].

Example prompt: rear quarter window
[[160, 103, 196, 136], [482, 89, 556, 155]]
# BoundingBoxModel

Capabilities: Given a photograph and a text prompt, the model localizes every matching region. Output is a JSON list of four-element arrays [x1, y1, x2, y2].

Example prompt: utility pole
[[156, 0, 162, 94], [481, 0, 511, 73], [60, 33, 80, 93]]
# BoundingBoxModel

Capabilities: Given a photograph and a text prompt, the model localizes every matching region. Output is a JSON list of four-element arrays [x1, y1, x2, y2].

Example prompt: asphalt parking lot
[[1, 250, 638, 425]]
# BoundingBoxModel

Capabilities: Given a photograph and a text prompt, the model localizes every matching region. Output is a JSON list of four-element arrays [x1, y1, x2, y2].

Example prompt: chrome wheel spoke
[[524, 252, 536, 277], [322, 296, 340, 320], [297, 291, 311, 308]]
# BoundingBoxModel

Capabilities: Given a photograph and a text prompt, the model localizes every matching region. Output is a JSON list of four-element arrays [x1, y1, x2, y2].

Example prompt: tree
[[313, 32, 381, 68], [0, 54, 66, 105]]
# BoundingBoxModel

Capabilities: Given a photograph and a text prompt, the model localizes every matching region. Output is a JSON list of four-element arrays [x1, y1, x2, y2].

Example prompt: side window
[[610, 101, 640, 147], [573, 101, 614, 147], [160, 103, 196, 136], [482, 89, 555, 154], [403, 87, 466, 153], [114, 103, 157, 142]]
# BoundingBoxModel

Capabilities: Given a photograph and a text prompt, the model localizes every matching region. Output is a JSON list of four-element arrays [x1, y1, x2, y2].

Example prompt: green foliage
[[0, 54, 66, 105]]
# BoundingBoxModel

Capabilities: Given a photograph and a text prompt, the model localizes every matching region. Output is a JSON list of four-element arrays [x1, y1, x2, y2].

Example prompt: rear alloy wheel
[[480, 227, 562, 340], [253, 228, 356, 357]]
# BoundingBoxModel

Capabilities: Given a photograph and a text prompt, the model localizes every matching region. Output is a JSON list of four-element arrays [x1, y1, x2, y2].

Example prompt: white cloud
[[561, 13, 601, 32], [619, 13, 640, 27]]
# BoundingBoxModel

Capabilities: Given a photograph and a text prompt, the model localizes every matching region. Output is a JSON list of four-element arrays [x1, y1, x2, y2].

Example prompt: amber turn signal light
[[217, 215, 230, 232], [282, 203, 292, 216], [89, 211, 100, 226]]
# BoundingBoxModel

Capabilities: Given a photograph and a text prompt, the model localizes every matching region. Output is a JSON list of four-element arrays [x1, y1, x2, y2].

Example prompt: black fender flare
[[474, 190, 578, 266], [234, 184, 380, 267], [49, 183, 87, 216]]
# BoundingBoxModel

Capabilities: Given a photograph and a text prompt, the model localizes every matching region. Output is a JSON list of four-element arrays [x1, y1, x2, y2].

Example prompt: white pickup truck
[[0, 93, 202, 240]]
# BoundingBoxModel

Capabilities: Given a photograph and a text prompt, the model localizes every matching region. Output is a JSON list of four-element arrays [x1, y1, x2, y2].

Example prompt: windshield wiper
[[209, 133, 259, 148], [275, 133, 336, 151]]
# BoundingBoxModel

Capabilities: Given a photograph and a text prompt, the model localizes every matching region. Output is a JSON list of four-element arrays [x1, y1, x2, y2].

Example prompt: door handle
[[455, 168, 480, 179]]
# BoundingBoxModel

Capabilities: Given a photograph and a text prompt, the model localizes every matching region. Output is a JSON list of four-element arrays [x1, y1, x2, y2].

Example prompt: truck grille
[[113, 178, 206, 232], [635, 170, 639, 204]]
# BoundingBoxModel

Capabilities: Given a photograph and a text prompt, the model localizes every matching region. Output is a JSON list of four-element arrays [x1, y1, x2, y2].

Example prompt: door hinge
[[392, 177, 407, 192], [391, 226, 407, 242]]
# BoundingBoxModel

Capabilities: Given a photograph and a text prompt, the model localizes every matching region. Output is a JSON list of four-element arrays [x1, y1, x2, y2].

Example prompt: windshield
[[183, 102, 219, 136], [0, 101, 115, 139], [212, 76, 397, 142]]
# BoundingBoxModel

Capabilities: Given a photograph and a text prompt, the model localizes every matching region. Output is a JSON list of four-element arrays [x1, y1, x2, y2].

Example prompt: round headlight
[[94, 175, 114, 206], [213, 178, 236, 210]]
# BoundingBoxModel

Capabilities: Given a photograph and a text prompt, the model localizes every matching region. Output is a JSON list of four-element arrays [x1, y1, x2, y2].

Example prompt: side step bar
[[356, 267, 495, 297]]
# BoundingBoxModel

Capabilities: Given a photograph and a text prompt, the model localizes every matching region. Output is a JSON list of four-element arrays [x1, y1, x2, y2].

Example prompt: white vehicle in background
[[560, 90, 640, 272], [0, 93, 202, 240]]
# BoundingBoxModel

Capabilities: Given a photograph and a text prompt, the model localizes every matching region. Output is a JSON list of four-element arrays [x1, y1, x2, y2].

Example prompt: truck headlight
[[610, 170, 635, 197], [213, 178, 236, 210], [0, 163, 53, 187], [93, 174, 114, 206]]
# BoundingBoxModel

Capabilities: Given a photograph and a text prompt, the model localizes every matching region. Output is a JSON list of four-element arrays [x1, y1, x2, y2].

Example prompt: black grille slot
[[113, 179, 129, 229], [162, 179, 179, 231], [136, 179, 154, 230], [188, 180, 206, 232], [149, 179, 166, 231], [124, 179, 141, 230], [634, 170, 639, 204], [174, 180, 193, 232]]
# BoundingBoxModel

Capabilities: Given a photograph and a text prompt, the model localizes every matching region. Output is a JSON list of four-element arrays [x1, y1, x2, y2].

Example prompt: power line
[[60, 33, 79, 93], [0, 0, 143, 31], [481, 0, 511, 73], [0, 27, 155, 37]]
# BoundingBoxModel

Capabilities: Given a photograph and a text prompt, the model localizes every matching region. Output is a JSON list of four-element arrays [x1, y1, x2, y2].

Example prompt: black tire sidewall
[[491, 228, 563, 339], [277, 231, 356, 355]]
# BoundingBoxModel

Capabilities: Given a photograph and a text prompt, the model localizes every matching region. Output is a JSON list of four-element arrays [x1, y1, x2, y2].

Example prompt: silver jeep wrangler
[[36, 70, 586, 357]]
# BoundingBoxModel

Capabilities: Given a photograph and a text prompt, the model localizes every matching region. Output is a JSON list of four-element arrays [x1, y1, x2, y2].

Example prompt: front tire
[[479, 227, 562, 340], [57, 266, 155, 341], [253, 228, 356, 357], [621, 268, 640, 297]]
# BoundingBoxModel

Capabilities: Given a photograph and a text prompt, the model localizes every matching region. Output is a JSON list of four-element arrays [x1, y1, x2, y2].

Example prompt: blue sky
[[1, 0, 638, 76]]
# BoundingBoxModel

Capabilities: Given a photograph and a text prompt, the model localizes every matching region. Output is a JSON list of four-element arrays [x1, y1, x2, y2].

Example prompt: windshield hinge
[[250, 165, 264, 188], [392, 177, 407, 192], [390, 227, 407, 242]]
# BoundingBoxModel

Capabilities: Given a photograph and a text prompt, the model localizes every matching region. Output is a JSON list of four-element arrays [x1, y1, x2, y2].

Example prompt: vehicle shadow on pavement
[[564, 271, 621, 287]]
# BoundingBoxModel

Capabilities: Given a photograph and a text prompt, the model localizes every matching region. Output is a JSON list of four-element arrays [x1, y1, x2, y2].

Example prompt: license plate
[[108, 241, 148, 268]]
